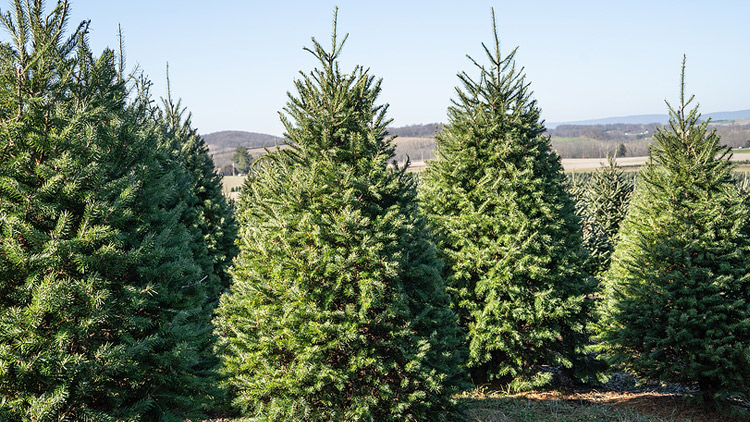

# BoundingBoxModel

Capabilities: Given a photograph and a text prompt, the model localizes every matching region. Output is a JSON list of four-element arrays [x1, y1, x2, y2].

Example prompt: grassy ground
[[458, 389, 750, 422], [205, 390, 750, 421], [221, 175, 246, 195]]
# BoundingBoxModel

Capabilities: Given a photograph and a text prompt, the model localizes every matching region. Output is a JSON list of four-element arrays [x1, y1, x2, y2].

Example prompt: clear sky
[[32, 0, 750, 136]]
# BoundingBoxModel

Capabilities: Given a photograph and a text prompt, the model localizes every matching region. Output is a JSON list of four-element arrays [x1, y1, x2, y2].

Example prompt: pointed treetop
[[663, 55, 702, 145], [278, 7, 391, 164], [302, 7, 348, 71], [117, 23, 125, 81]]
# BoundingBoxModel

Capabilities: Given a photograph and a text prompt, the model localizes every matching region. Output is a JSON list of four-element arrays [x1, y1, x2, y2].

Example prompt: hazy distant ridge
[[547, 109, 750, 129], [202, 130, 283, 150], [204, 109, 750, 169]]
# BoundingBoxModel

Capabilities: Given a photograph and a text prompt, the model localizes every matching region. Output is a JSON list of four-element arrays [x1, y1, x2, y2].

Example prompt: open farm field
[[221, 176, 245, 195], [223, 150, 750, 196]]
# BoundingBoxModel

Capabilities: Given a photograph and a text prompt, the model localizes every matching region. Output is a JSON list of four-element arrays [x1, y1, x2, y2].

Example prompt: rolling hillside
[[205, 111, 750, 172]]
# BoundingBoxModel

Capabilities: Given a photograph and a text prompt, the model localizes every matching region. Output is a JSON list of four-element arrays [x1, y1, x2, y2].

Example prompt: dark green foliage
[[419, 11, 594, 389], [157, 71, 239, 298], [153, 75, 240, 412], [0, 1, 230, 419], [214, 12, 467, 421], [232, 146, 252, 175], [600, 61, 750, 402], [572, 156, 633, 275]]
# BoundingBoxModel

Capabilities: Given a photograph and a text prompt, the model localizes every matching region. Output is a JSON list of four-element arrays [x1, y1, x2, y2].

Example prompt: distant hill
[[205, 111, 750, 170], [202, 125, 444, 172], [387, 123, 444, 138], [547, 109, 750, 129], [202, 130, 284, 150], [202, 131, 285, 172]]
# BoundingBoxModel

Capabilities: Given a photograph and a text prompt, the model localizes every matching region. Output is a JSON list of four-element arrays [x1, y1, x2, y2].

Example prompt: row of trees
[[3, 1, 750, 421], [218, 7, 750, 420]]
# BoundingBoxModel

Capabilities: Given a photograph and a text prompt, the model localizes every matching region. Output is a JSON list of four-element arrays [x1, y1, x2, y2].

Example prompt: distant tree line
[[548, 122, 750, 158], [549, 123, 659, 141]]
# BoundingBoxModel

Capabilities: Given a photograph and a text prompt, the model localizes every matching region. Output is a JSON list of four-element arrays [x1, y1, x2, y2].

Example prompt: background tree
[[0, 1, 228, 419], [214, 11, 467, 421], [419, 10, 594, 389], [599, 60, 750, 402], [232, 145, 252, 175], [574, 155, 633, 276], [157, 68, 238, 298], [153, 70, 240, 410]]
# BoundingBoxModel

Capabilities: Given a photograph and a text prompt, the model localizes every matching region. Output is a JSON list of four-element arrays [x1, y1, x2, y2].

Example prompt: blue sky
[[37, 1, 750, 136]]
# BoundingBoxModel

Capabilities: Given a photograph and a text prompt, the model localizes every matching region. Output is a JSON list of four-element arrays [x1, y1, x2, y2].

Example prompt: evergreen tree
[[157, 68, 238, 298], [232, 146, 252, 175], [214, 11, 467, 421], [0, 1, 226, 418], [600, 60, 750, 402], [154, 74, 240, 411], [419, 10, 594, 389], [575, 155, 633, 275]]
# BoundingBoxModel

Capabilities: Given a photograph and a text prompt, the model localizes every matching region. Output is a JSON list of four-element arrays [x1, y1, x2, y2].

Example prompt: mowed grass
[[461, 397, 666, 422], [208, 392, 748, 422], [458, 390, 750, 422]]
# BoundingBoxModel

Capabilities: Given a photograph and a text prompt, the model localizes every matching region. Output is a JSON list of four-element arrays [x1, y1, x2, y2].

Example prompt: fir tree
[[575, 155, 633, 275], [232, 146, 252, 175], [154, 72, 240, 410], [600, 60, 750, 402], [419, 10, 594, 389], [0, 1, 226, 418], [157, 67, 238, 298], [214, 11, 467, 421]]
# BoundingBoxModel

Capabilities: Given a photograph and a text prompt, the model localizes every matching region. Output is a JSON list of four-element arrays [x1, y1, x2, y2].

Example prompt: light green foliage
[[214, 11, 467, 421], [0, 1, 230, 419], [600, 60, 750, 402], [419, 10, 594, 388]]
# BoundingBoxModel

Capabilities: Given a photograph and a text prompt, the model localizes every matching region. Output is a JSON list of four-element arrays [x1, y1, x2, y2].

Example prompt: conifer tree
[[419, 10, 594, 389], [232, 146, 252, 175], [153, 74, 240, 410], [214, 11, 467, 421], [575, 156, 633, 275], [157, 69, 238, 298], [600, 60, 750, 402], [0, 1, 226, 418]]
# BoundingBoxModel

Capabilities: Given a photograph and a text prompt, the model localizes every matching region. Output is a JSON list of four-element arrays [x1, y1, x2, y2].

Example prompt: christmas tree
[[0, 1, 228, 418], [574, 155, 633, 276], [600, 59, 750, 402], [419, 10, 594, 389], [214, 10, 467, 421]]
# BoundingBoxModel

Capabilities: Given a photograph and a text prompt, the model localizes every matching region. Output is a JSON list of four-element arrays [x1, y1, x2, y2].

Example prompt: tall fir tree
[[0, 1, 227, 419], [214, 11, 467, 421], [599, 60, 750, 402], [419, 10, 594, 389]]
